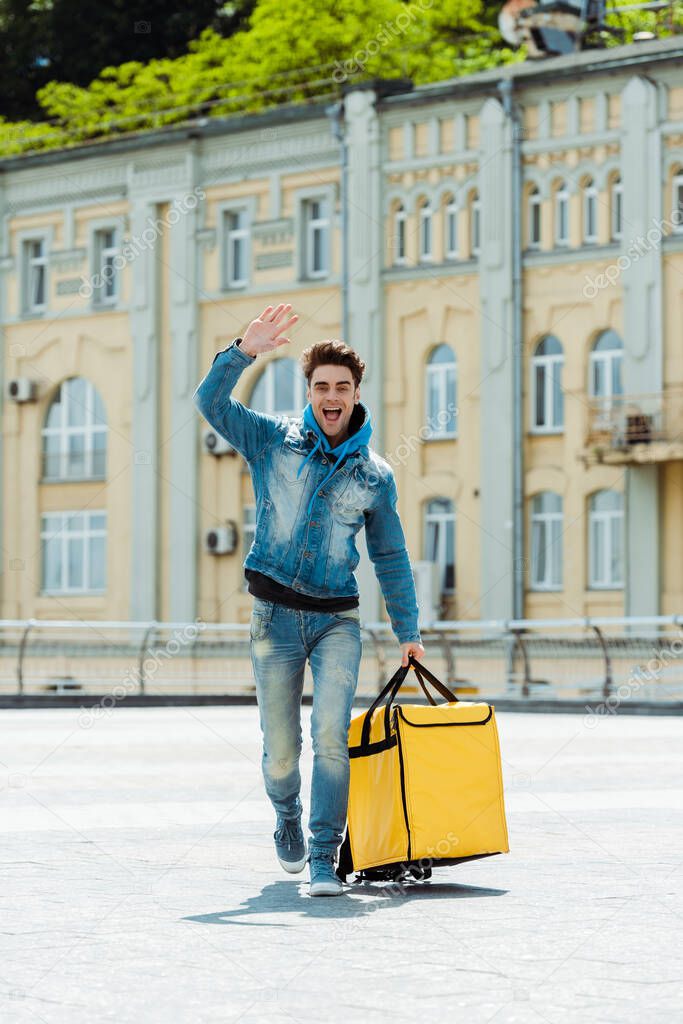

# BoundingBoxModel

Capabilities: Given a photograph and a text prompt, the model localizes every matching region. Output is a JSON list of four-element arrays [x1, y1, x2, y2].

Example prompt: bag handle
[[360, 661, 412, 748], [360, 655, 459, 749], [409, 656, 460, 705]]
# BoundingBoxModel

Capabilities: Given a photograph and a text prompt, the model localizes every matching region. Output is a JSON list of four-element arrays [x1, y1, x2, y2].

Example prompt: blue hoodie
[[297, 401, 373, 517]]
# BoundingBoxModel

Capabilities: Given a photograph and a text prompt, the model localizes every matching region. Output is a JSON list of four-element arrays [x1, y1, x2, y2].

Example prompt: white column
[[621, 75, 663, 617], [478, 97, 515, 620]]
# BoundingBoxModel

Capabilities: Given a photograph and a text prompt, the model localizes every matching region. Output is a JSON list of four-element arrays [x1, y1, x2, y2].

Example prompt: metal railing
[[585, 389, 683, 453], [2, 615, 683, 703]]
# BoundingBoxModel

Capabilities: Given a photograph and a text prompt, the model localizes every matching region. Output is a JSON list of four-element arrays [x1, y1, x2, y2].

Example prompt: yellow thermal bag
[[337, 655, 509, 881]]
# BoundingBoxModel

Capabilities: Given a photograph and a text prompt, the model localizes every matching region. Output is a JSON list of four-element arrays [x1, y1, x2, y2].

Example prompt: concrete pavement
[[1, 705, 682, 1023]]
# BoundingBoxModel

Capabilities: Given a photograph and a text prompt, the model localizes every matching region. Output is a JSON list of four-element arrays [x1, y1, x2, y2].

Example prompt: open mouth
[[322, 407, 342, 424]]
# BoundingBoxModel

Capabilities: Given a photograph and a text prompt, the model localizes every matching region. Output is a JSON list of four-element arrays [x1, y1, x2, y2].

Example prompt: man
[[193, 303, 425, 896]]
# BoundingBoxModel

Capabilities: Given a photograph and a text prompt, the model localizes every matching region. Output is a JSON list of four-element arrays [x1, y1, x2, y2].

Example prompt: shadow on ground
[[183, 878, 508, 927]]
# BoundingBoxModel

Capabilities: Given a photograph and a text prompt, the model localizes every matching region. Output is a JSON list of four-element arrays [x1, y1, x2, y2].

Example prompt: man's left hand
[[400, 641, 425, 667]]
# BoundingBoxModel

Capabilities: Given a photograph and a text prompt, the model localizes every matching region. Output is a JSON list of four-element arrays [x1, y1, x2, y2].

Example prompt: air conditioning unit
[[204, 522, 237, 555], [203, 428, 236, 456], [412, 560, 442, 627], [6, 378, 37, 403]]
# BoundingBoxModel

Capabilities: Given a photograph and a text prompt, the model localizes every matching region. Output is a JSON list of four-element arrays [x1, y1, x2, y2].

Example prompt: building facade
[[1, 36, 682, 628]]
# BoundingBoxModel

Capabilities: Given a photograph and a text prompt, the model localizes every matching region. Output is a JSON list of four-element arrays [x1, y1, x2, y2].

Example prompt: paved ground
[[1, 704, 682, 1024]]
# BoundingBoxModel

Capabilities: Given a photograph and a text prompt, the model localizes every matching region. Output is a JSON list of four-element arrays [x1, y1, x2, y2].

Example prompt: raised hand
[[240, 303, 299, 357]]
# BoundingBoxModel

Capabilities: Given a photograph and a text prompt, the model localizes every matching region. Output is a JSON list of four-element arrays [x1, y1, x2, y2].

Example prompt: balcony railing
[[584, 389, 683, 463]]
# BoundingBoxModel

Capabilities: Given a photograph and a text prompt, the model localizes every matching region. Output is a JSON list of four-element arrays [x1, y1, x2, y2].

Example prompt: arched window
[[424, 497, 456, 594], [419, 200, 433, 262], [41, 377, 107, 481], [249, 358, 306, 418], [589, 490, 624, 589], [394, 203, 407, 264], [583, 177, 598, 244], [610, 175, 623, 241], [425, 344, 457, 439], [555, 181, 569, 247], [530, 492, 563, 590], [528, 186, 541, 249], [444, 194, 458, 259], [532, 335, 564, 432], [589, 330, 623, 407], [470, 191, 480, 257]]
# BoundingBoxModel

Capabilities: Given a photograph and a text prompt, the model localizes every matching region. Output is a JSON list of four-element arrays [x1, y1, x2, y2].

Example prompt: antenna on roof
[[498, 0, 676, 57]]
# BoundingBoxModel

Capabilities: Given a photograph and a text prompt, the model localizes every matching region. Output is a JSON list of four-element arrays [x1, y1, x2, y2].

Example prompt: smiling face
[[307, 364, 360, 444]]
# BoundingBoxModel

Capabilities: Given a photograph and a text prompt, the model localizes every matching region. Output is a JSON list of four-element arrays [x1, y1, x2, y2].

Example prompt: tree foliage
[[0, 0, 680, 158]]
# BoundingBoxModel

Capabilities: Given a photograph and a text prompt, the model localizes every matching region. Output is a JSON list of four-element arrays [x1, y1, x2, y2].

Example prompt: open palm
[[241, 303, 299, 356]]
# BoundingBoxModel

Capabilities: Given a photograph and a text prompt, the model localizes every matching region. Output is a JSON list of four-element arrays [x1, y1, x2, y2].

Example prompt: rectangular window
[[242, 505, 256, 591], [589, 510, 623, 588], [23, 238, 47, 313], [555, 189, 569, 247], [529, 193, 541, 249], [224, 209, 249, 287], [471, 198, 480, 257], [419, 206, 432, 261], [40, 510, 107, 594], [612, 182, 623, 241], [445, 204, 458, 259], [93, 228, 119, 305], [303, 198, 329, 278], [584, 189, 597, 244], [396, 213, 406, 263]]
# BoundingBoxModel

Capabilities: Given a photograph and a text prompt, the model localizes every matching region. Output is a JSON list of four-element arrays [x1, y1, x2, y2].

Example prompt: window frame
[[21, 232, 50, 316], [554, 181, 569, 248], [528, 186, 542, 250], [589, 330, 624, 416], [248, 357, 307, 419], [300, 195, 330, 280], [531, 336, 564, 434], [444, 195, 459, 260], [588, 491, 624, 590], [611, 176, 623, 241], [470, 192, 481, 258], [92, 226, 120, 306], [394, 203, 407, 265], [530, 492, 563, 591], [583, 178, 598, 245], [221, 203, 251, 289], [424, 344, 458, 440], [423, 497, 456, 596], [40, 509, 107, 595], [418, 200, 433, 263], [223, 207, 249, 288], [41, 377, 107, 482]]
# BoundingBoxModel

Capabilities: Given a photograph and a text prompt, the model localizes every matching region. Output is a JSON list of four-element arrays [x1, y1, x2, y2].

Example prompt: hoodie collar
[[297, 401, 373, 517]]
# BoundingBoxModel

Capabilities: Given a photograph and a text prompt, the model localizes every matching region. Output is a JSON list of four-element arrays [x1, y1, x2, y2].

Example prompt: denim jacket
[[193, 339, 422, 644]]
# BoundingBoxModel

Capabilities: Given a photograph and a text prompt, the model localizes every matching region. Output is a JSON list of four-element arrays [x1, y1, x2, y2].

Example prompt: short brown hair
[[300, 339, 366, 389]]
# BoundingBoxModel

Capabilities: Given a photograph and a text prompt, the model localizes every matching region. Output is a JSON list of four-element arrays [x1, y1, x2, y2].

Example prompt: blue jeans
[[249, 597, 363, 855]]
